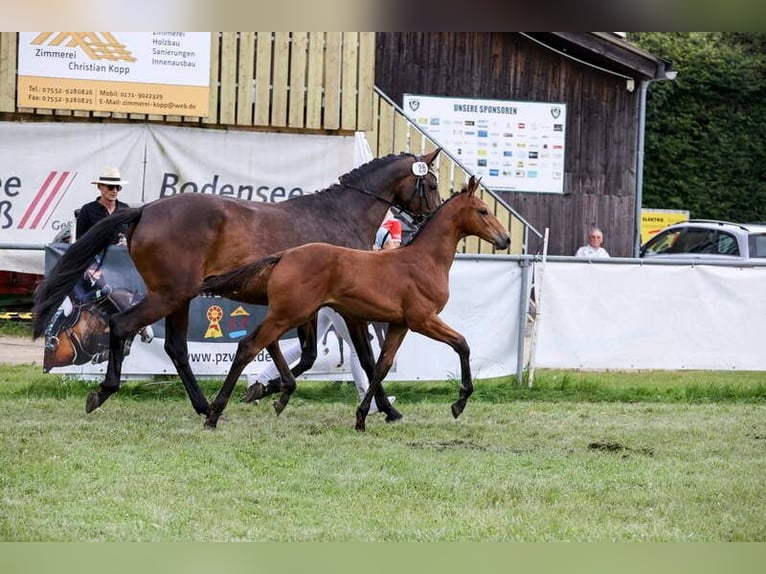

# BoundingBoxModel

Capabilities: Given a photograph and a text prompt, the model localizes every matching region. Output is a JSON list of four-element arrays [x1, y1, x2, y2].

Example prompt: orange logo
[[31, 32, 136, 62], [204, 305, 224, 339]]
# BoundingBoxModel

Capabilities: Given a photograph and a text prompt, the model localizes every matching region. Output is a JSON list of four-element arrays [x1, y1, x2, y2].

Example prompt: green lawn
[[0, 363, 763, 542]]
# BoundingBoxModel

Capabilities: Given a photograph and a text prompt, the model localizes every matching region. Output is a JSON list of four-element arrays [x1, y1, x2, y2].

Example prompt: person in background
[[76, 167, 131, 243], [373, 210, 402, 251], [45, 167, 153, 351], [575, 226, 610, 258], [370, 213, 402, 347]]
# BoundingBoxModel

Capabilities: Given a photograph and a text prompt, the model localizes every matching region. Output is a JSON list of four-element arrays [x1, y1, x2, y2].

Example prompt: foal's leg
[[206, 319, 291, 428], [413, 315, 473, 419], [270, 339, 299, 416], [356, 323, 409, 432], [250, 316, 318, 400], [345, 317, 402, 423]]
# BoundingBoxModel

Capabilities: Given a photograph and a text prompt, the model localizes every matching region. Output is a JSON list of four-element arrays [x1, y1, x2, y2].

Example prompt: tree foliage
[[628, 32, 766, 222]]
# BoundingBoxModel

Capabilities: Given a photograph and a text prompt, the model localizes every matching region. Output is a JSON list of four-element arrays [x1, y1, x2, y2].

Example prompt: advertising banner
[[42, 249, 522, 382], [17, 32, 211, 116], [640, 208, 689, 245], [536, 260, 766, 370], [0, 122, 357, 274], [402, 93, 566, 193]]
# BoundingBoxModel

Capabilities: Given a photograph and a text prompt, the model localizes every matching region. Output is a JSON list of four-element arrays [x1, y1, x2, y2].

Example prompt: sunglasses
[[100, 184, 121, 191]]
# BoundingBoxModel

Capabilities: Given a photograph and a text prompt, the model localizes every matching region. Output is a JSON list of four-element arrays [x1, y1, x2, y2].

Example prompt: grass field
[[0, 357, 764, 542]]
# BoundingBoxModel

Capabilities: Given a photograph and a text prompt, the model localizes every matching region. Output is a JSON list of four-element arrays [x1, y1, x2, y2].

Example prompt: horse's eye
[[478, 208, 489, 216]]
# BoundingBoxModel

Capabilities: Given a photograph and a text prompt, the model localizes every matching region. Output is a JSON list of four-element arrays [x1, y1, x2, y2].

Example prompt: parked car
[[640, 219, 766, 261]]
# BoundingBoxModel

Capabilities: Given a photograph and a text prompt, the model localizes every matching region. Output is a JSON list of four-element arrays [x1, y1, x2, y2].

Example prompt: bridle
[[345, 161, 439, 225]]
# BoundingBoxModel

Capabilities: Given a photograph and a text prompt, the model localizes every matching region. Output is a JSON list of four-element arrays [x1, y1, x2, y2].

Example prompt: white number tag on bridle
[[411, 161, 428, 177]]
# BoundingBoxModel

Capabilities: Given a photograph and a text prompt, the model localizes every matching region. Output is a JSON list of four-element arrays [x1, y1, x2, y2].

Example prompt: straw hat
[[91, 167, 129, 186]]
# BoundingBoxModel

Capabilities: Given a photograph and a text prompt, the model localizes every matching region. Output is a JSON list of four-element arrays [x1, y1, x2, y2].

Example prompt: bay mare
[[33, 150, 442, 416], [201, 176, 511, 430]]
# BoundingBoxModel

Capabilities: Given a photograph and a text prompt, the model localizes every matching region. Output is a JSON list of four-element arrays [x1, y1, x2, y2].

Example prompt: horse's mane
[[315, 152, 416, 196], [403, 184, 467, 246]]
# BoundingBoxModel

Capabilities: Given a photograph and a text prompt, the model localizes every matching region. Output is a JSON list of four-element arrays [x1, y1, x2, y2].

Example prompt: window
[[748, 234, 766, 258], [643, 227, 740, 256]]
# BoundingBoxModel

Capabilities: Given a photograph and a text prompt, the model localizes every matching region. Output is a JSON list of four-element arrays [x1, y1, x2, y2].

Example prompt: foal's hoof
[[450, 401, 466, 419], [203, 418, 218, 430], [385, 407, 404, 423], [244, 383, 265, 403], [85, 391, 102, 414], [272, 400, 286, 417], [355, 420, 367, 432]]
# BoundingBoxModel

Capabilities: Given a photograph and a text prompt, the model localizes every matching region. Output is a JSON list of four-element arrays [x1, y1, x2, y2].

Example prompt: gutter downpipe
[[634, 79, 649, 258], [633, 61, 677, 257]]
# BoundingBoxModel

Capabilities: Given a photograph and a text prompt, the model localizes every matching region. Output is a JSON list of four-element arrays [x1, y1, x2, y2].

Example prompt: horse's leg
[[163, 303, 210, 416], [345, 317, 403, 423], [412, 315, 472, 419], [251, 315, 318, 400], [206, 320, 288, 428], [269, 339, 298, 416], [84, 304, 141, 413], [356, 323, 409, 432]]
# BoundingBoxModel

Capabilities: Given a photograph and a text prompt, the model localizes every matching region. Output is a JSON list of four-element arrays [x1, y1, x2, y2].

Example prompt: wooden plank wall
[[375, 32, 642, 257], [0, 31, 531, 255], [0, 32, 375, 131]]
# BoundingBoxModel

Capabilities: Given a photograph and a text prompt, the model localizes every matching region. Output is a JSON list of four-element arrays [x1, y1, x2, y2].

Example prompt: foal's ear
[[421, 147, 442, 167], [467, 175, 481, 196]]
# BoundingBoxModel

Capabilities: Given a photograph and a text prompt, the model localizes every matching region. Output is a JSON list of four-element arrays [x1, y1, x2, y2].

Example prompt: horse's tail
[[32, 207, 145, 339], [201, 255, 283, 295]]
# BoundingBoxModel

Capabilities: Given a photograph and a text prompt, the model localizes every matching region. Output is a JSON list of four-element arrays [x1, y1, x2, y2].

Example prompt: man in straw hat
[[76, 166, 131, 243], [45, 167, 154, 354]]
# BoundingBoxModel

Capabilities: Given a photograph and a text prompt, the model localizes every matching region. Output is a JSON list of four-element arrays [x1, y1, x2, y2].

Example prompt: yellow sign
[[641, 208, 689, 245], [17, 32, 210, 117]]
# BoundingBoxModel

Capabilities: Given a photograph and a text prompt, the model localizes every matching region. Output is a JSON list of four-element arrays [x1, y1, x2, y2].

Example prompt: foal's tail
[[201, 255, 283, 295], [32, 207, 145, 339]]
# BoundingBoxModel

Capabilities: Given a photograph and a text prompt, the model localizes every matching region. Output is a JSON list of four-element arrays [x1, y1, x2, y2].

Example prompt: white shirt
[[575, 245, 610, 258]]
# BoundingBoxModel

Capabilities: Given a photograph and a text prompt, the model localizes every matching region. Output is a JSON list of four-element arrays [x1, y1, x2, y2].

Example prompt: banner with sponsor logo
[[43, 247, 522, 382], [17, 32, 211, 116], [0, 122, 357, 273], [0, 122, 146, 274], [402, 93, 566, 193]]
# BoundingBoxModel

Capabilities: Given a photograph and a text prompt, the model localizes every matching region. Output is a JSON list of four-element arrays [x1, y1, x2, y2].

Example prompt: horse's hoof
[[451, 401, 465, 419], [85, 391, 102, 414], [355, 421, 366, 432], [203, 418, 218, 429], [272, 400, 285, 416], [385, 407, 404, 423], [244, 383, 265, 403]]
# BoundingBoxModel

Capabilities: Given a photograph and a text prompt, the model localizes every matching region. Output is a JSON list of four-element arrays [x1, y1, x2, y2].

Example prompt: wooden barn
[[375, 32, 675, 257]]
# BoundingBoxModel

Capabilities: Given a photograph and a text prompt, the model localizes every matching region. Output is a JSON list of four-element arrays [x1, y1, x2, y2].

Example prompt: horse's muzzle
[[494, 234, 511, 250]]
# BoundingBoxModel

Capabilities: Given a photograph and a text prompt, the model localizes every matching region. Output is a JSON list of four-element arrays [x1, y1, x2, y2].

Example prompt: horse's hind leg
[[251, 316, 318, 400], [269, 340, 297, 416], [164, 304, 209, 415], [206, 320, 288, 428]]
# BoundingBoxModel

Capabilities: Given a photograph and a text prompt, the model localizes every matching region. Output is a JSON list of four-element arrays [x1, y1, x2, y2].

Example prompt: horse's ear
[[421, 147, 441, 167], [467, 175, 481, 196]]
